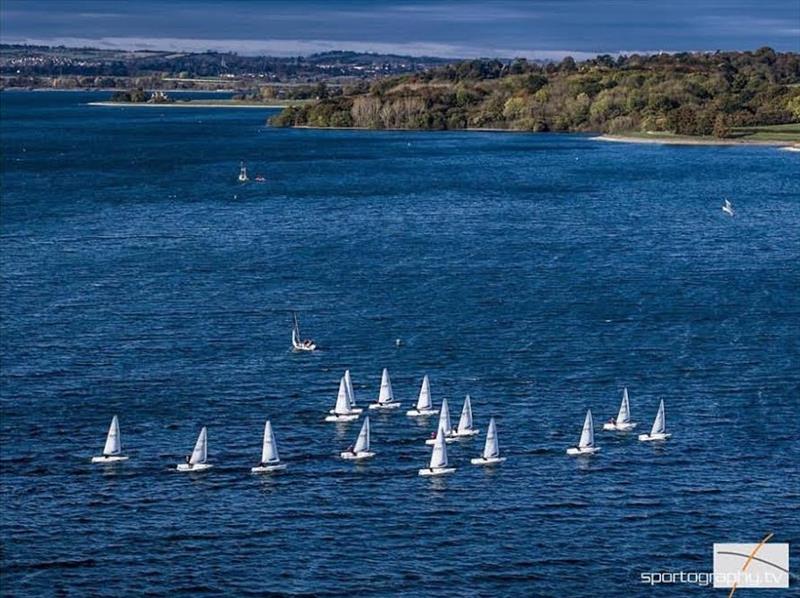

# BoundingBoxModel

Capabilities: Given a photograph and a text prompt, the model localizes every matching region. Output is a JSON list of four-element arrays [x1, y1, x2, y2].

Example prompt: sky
[[1, 0, 798, 59]]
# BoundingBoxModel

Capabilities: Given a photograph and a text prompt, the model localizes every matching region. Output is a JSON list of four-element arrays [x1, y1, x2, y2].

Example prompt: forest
[[270, 49, 800, 137]]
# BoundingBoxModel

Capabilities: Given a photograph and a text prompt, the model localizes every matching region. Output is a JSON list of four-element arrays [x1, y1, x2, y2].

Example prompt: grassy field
[[729, 123, 800, 142], [609, 124, 800, 145]]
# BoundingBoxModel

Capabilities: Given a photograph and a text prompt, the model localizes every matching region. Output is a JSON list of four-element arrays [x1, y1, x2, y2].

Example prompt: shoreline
[[87, 101, 287, 109], [592, 134, 796, 147]]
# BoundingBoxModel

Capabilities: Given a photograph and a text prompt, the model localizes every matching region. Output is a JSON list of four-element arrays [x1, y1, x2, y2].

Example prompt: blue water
[[1, 91, 799, 596]]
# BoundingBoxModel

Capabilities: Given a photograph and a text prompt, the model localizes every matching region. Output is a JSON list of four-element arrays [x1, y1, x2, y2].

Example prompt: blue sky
[[1, 0, 798, 58]]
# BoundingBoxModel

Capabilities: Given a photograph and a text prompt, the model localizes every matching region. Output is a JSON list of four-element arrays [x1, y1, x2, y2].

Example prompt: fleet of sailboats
[[90, 374, 677, 474]]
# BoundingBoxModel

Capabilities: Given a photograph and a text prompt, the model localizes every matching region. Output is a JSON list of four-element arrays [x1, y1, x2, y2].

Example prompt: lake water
[[1, 91, 798, 596]]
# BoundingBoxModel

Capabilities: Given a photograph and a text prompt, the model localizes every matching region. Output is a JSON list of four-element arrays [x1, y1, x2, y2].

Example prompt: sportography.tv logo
[[714, 535, 789, 592]]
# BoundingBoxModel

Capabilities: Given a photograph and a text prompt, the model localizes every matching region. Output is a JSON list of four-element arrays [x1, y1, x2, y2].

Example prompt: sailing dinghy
[[425, 398, 456, 444], [343, 370, 363, 414], [340, 416, 375, 460], [419, 425, 456, 476], [251, 420, 287, 473], [406, 375, 437, 416], [638, 400, 671, 442], [91, 415, 128, 463], [471, 417, 506, 465], [369, 368, 401, 410], [325, 377, 360, 422], [603, 388, 638, 431], [452, 394, 479, 437], [291, 312, 316, 352], [566, 410, 600, 456], [177, 426, 213, 471]]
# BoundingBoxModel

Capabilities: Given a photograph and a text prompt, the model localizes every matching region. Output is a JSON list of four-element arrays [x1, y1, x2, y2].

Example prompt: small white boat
[[566, 409, 600, 456], [91, 415, 129, 463], [406, 375, 437, 416], [603, 388, 638, 431], [369, 368, 401, 410], [238, 161, 249, 183], [425, 397, 456, 444], [638, 399, 671, 441], [452, 394, 479, 437], [177, 426, 213, 471], [471, 417, 506, 465], [343, 369, 364, 414], [340, 416, 375, 460], [291, 312, 316, 352], [251, 420, 287, 473], [418, 425, 456, 477], [722, 199, 734, 216], [325, 377, 360, 422]]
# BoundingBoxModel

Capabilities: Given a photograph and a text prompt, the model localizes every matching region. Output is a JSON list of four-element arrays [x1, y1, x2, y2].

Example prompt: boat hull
[[566, 446, 600, 456], [638, 433, 671, 442], [340, 451, 375, 460], [603, 422, 638, 431], [425, 435, 457, 445], [291, 345, 316, 352], [418, 467, 456, 477], [176, 463, 213, 472], [406, 409, 437, 417], [91, 455, 129, 463], [251, 463, 287, 473], [369, 402, 401, 410], [328, 408, 363, 415], [452, 429, 480, 437], [325, 414, 359, 422], [471, 456, 506, 465]]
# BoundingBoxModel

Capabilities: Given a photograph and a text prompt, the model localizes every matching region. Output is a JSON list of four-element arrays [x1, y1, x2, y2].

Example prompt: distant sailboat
[[238, 161, 249, 182], [177, 426, 213, 471], [91, 415, 128, 463], [566, 410, 600, 456], [343, 370, 363, 414], [325, 377, 360, 422], [418, 425, 456, 476], [291, 312, 316, 352], [638, 399, 671, 441], [722, 199, 734, 216], [603, 388, 638, 431], [452, 394, 479, 437], [425, 397, 456, 444], [471, 417, 506, 465], [251, 420, 287, 473], [369, 368, 401, 410], [340, 416, 375, 460], [406, 375, 437, 416]]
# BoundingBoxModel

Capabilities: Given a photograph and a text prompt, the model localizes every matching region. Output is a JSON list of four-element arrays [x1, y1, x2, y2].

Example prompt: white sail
[[103, 415, 122, 455], [378, 368, 394, 404], [483, 417, 499, 459], [437, 397, 452, 434], [429, 426, 449, 469], [334, 376, 351, 414], [344, 370, 357, 408], [291, 326, 299, 346], [617, 388, 631, 424], [190, 427, 208, 465], [416, 375, 432, 410], [457, 395, 474, 433], [261, 420, 279, 463], [353, 416, 370, 453], [578, 410, 594, 448], [651, 400, 666, 435]]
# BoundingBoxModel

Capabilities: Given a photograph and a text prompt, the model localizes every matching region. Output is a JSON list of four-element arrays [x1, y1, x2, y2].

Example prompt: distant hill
[[271, 49, 800, 139], [0, 44, 456, 89]]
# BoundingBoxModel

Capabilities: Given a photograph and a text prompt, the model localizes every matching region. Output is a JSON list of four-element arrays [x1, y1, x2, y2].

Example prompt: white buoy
[[91, 415, 129, 463]]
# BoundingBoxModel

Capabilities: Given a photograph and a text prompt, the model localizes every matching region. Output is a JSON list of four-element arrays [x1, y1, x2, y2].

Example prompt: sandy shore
[[592, 134, 794, 147], [87, 101, 286, 109]]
